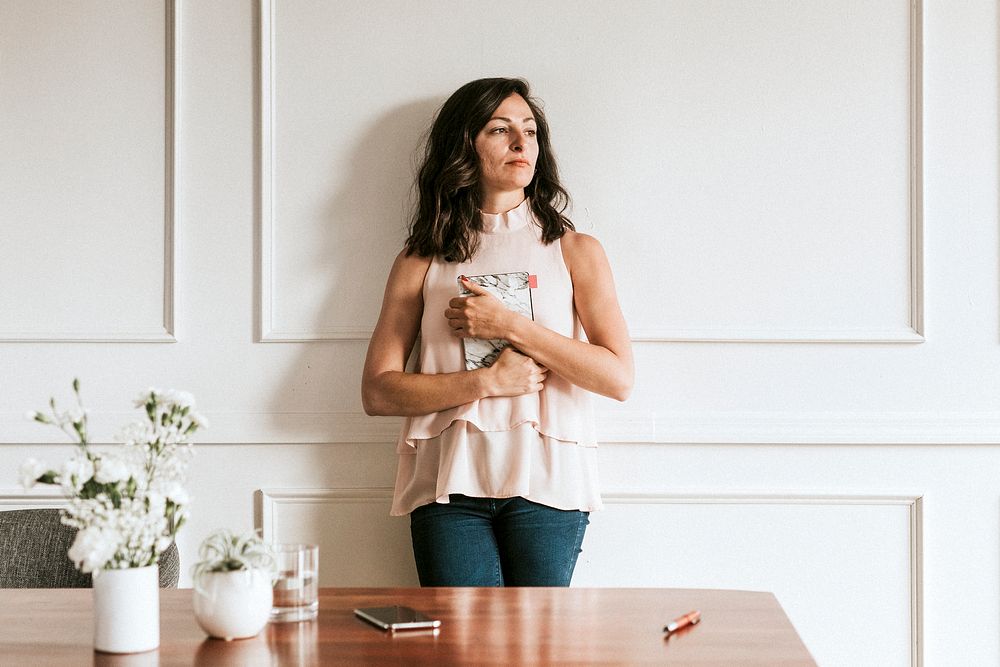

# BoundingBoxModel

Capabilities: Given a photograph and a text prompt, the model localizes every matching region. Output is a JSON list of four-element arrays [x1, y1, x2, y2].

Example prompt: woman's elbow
[[361, 378, 390, 416], [608, 367, 634, 402], [608, 381, 632, 403], [361, 394, 380, 416], [594, 375, 632, 402], [362, 397, 383, 417]]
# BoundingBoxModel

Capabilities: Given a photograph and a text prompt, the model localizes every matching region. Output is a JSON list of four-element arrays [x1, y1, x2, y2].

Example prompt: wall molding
[[0, 0, 177, 343], [255, 0, 276, 343], [629, 327, 925, 344], [255, 487, 922, 667], [256, 0, 922, 344], [255, 487, 394, 542], [254, 0, 371, 342], [630, 0, 923, 344], [909, 0, 924, 344], [0, 490, 68, 509], [599, 491, 923, 667], [631, 0, 923, 344], [9, 407, 1000, 446]]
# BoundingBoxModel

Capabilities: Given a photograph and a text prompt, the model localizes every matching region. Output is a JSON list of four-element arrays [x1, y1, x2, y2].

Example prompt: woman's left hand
[[445, 277, 515, 339]]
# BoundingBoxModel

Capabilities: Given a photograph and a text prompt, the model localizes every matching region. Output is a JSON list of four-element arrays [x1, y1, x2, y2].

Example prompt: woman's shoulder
[[392, 248, 433, 270], [385, 249, 433, 292], [559, 230, 608, 265]]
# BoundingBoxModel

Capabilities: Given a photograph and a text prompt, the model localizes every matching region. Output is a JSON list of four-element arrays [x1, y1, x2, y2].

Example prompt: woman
[[362, 78, 633, 587]]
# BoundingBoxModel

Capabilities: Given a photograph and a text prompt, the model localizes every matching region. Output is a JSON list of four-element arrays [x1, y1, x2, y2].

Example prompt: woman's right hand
[[364, 250, 552, 416], [484, 347, 547, 397]]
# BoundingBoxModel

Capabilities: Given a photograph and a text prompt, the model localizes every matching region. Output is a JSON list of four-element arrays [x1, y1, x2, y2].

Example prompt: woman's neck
[[479, 189, 526, 215]]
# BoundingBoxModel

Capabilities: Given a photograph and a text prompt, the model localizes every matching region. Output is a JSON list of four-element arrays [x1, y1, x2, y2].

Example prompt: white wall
[[0, 1, 996, 665]]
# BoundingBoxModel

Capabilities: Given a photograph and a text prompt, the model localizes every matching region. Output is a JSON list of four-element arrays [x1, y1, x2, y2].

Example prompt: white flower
[[19, 458, 48, 490], [146, 491, 167, 517], [118, 422, 157, 447], [26, 383, 199, 571], [134, 388, 195, 409], [94, 455, 130, 484], [60, 457, 94, 491], [133, 388, 157, 408], [168, 390, 196, 409], [68, 527, 121, 573], [65, 406, 87, 425], [161, 482, 189, 506], [188, 411, 209, 429]]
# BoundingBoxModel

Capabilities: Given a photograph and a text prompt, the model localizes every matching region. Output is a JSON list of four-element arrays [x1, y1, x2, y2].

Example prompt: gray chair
[[0, 508, 179, 588]]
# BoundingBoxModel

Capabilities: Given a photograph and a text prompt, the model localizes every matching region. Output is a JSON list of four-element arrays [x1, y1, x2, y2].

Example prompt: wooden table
[[0, 587, 815, 665]]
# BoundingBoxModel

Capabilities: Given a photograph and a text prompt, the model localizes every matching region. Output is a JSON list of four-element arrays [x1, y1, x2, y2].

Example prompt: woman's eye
[[525, 129, 537, 136], [490, 127, 508, 134]]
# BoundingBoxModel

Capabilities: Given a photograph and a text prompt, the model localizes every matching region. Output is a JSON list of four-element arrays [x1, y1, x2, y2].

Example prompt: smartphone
[[354, 605, 442, 632]]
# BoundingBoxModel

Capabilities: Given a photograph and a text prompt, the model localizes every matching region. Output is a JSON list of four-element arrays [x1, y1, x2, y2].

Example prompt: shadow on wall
[[259, 98, 441, 586], [311, 96, 441, 334], [268, 96, 442, 426]]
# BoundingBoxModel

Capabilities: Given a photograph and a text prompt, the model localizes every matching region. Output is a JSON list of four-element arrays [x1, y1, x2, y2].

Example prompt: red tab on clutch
[[528, 274, 538, 289]]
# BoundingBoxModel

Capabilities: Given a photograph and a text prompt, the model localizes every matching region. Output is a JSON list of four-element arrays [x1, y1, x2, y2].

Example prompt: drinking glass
[[270, 544, 319, 622]]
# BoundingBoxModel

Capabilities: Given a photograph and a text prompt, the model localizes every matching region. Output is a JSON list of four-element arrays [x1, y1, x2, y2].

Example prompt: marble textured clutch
[[459, 271, 534, 370]]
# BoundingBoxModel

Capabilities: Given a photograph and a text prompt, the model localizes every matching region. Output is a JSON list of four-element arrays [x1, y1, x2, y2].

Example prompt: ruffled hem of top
[[397, 405, 597, 453], [396, 417, 597, 454], [390, 421, 603, 515]]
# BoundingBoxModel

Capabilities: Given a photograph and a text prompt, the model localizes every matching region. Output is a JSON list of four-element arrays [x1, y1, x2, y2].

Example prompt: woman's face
[[474, 93, 539, 199]]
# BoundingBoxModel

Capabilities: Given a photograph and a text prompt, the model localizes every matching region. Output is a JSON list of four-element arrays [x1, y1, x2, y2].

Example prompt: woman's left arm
[[447, 231, 634, 401]]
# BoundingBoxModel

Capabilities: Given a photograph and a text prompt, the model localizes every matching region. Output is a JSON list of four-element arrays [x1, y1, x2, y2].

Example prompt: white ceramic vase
[[93, 565, 160, 653], [193, 569, 273, 641]]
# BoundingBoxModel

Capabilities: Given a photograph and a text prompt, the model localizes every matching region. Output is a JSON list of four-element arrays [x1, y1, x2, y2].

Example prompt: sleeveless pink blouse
[[390, 199, 602, 515]]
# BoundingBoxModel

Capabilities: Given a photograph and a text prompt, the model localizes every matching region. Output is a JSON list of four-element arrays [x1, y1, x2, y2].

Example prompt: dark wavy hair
[[404, 78, 574, 262]]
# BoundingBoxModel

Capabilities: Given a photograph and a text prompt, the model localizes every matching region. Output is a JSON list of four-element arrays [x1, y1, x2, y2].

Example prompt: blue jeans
[[409, 494, 589, 587]]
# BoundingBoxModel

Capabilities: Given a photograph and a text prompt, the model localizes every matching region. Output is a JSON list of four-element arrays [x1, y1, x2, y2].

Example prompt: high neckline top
[[480, 197, 531, 234]]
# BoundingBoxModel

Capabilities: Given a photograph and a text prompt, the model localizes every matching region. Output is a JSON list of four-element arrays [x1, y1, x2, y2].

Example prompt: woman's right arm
[[361, 250, 546, 417]]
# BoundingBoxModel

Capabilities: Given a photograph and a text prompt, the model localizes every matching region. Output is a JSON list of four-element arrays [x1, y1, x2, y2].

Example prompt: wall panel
[[576, 493, 922, 667], [0, 0, 176, 341], [257, 488, 418, 587], [254, 486, 922, 666], [259, 0, 919, 343]]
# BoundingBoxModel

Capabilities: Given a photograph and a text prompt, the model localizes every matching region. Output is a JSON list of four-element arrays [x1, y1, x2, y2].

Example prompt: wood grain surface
[[0, 587, 816, 665]]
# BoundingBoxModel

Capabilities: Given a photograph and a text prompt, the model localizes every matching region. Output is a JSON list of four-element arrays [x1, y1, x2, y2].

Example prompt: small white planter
[[93, 565, 160, 653], [193, 569, 273, 641]]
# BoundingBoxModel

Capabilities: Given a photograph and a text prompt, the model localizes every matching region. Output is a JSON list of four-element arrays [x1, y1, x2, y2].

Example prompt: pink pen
[[663, 610, 701, 636]]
